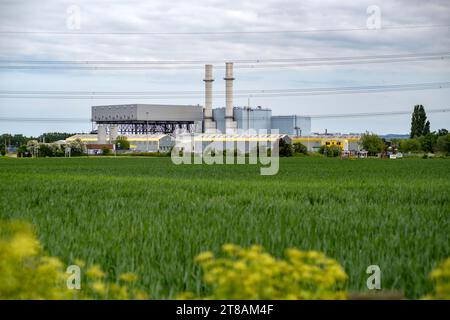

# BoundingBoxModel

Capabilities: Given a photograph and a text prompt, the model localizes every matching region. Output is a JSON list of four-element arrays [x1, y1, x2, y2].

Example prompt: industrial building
[[292, 135, 361, 152], [66, 133, 174, 153], [202, 63, 311, 135], [85, 63, 311, 139], [91, 104, 203, 140], [174, 133, 292, 155], [271, 115, 311, 136], [65, 61, 356, 153], [211, 107, 311, 136]]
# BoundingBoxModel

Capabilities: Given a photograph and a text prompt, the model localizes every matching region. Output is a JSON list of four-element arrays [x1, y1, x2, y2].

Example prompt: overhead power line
[[1, 52, 448, 65], [0, 82, 448, 99], [0, 24, 449, 35], [0, 57, 448, 70], [0, 52, 450, 71], [1, 108, 448, 123], [306, 108, 450, 119]]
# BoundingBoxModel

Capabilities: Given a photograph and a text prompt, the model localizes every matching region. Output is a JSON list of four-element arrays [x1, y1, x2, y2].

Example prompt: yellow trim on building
[[293, 137, 360, 143], [126, 138, 163, 142], [292, 138, 322, 142], [66, 138, 98, 142], [66, 137, 161, 142], [193, 138, 280, 142]]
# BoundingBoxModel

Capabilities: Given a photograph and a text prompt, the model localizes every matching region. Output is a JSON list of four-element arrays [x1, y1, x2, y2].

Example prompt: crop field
[[0, 157, 449, 298]]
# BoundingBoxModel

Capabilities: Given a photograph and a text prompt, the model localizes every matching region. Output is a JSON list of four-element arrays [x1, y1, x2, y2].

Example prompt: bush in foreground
[[424, 258, 450, 299], [2, 219, 449, 300], [0, 220, 147, 300], [179, 244, 348, 300]]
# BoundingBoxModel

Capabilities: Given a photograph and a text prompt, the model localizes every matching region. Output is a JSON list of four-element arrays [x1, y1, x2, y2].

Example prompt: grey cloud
[[0, 0, 449, 136]]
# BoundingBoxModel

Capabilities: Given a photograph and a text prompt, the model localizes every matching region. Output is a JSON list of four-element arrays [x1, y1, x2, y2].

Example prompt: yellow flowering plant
[[423, 258, 450, 300], [183, 244, 348, 300], [0, 220, 147, 300]]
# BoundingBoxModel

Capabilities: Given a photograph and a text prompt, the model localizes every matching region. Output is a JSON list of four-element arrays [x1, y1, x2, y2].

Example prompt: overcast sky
[[0, 0, 449, 136]]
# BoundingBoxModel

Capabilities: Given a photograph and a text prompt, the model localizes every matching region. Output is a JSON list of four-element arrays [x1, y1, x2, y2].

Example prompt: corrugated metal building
[[174, 133, 291, 154], [292, 135, 361, 152], [92, 104, 203, 122], [66, 134, 174, 152], [211, 106, 311, 135], [270, 115, 311, 136], [212, 107, 272, 133]]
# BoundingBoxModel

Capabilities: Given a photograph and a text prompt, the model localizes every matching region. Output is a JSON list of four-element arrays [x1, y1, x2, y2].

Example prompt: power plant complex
[[66, 62, 361, 153]]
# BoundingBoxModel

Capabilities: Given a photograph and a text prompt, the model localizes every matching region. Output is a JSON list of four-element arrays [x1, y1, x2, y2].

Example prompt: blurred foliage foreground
[[0, 220, 448, 300], [0, 220, 146, 299]]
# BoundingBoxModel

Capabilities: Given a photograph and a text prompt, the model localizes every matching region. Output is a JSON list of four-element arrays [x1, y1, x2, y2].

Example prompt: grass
[[0, 156, 449, 299]]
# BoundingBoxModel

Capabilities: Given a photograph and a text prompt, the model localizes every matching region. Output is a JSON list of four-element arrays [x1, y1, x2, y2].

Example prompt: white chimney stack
[[224, 62, 237, 132], [203, 64, 216, 131]]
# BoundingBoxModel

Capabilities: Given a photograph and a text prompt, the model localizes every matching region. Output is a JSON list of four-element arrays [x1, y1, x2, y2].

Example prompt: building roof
[[66, 134, 98, 142], [66, 134, 170, 142], [91, 104, 203, 122], [189, 133, 290, 142], [292, 135, 361, 142]]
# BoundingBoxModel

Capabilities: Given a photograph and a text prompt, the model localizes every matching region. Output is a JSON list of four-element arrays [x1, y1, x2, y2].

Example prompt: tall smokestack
[[204, 64, 214, 120], [203, 64, 216, 131], [224, 62, 237, 132]]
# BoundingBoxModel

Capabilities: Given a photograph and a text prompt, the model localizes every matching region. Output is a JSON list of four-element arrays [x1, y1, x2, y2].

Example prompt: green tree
[[16, 145, 30, 157], [423, 121, 431, 135], [38, 144, 54, 157], [101, 146, 111, 155], [437, 129, 449, 136], [279, 139, 293, 157], [293, 142, 308, 155], [399, 139, 422, 153], [410, 105, 429, 138], [436, 134, 450, 155], [0, 134, 33, 147], [114, 136, 130, 150], [419, 133, 438, 153], [318, 145, 341, 157], [26, 140, 39, 157], [38, 132, 75, 143], [69, 139, 85, 156], [360, 133, 385, 155]]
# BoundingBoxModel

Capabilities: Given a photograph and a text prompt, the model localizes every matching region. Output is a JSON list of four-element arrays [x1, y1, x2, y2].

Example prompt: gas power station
[[66, 62, 360, 153]]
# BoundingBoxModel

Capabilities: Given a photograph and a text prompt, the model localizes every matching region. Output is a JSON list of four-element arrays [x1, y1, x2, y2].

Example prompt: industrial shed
[[174, 133, 292, 154], [271, 115, 311, 136], [65, 134, 174, 153], [124, 134, 174, 152], [292, 135, 361, 152], [91, 104, 203, 138], [92, 104, 203, 123], [212, 107, 272, 133]]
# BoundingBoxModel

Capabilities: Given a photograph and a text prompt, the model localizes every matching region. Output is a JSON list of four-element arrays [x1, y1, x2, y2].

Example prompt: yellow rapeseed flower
[[119, 272, 138, 283], [9, 234, 39, 259], [86, 265, 106, 279], [181, 243, 349, 300], [194, 251, 214, 264], [91, 281, 107, 294], [222, 243, 240, 254]]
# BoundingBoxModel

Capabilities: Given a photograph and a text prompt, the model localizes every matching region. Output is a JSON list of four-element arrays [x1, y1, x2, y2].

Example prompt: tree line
[[360, 105, 449, 156]]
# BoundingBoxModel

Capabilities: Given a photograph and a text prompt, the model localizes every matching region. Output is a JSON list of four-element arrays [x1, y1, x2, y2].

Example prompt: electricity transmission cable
[[0, 82, 448, 99], [0, 24, 448, 35], [1, 108, 449, 122]]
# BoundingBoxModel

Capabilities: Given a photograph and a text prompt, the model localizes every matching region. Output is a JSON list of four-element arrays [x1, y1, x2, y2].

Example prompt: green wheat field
[[0, 157, 449, 298]]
